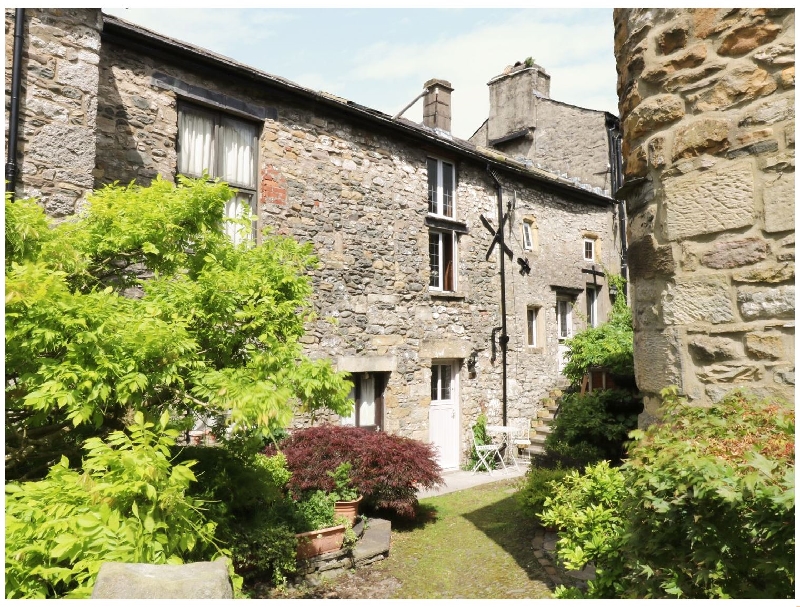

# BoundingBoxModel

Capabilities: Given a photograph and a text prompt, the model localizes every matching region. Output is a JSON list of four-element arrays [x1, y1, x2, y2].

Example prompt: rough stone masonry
[[614, 8, 794, 421]]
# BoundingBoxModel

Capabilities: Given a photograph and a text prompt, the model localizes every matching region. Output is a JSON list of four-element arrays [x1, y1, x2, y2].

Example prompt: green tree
[[561, 273, 633, 386], [5, 177, 352, 479]]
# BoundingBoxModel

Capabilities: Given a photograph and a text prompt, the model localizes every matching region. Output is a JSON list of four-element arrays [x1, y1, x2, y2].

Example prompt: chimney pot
[[423, 78, 453, 132]]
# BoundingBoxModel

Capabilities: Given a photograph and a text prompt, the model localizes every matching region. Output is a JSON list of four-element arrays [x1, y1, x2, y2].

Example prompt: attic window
[[583, 238, 595, 262], [427, 157, 455, 218]]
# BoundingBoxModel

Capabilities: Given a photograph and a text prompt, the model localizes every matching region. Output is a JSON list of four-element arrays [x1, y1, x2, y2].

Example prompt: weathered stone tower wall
[[614, 8, 795, 420], [4, 8, 102, 216]]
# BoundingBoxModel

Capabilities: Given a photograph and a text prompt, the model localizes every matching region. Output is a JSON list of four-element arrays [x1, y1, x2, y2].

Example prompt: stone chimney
[[422, 78, 453, 132], [487, 63, 550, 143]]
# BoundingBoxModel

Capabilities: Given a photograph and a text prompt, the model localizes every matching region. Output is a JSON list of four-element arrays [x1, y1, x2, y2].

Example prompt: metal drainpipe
[[5, 8, 25, 199], [487, 165, 508, 426]]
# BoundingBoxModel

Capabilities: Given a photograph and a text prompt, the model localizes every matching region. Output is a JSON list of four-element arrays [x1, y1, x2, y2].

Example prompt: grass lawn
[[365, 477, 553, 599]]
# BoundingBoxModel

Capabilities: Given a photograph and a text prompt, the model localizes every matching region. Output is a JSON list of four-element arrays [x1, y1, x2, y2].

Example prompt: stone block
[[696, 364, 762, 383], [627, 234, 675, 280], [664, 162, 754, 239], [738, 96, 794, 127], [737, 285, 794, 320], [419, 339, 472, 359], [672, 117, 730, 160], [688, 335, 740, 362], [657, 21, 689, 54], [732, 262, 794, 284], [701, 237, 768, 269], [745, 332, 783, 360], [623, 94, 685, 140], [763, 174, 795, 233], [91, 560, 233, 599], [773, 366, 795, 386], [633, 329, 682, 393], [753, 42, 796, 65], [690, 65, 777, 112], [779, 66, 795, 88], [662, 277, 734, 325], [647, 136, 667, 168], [717, 21, 782, 56]]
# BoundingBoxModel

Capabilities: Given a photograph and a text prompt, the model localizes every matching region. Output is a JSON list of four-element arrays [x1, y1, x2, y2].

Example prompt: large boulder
[[91, 559, 233, 599]]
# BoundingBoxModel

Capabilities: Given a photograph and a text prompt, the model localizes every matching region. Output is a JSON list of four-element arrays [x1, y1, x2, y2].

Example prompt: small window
[[557, 298, 572, 340], [431, 363, 453, 402], [586, 286, 598, 328], [522, 222, 533, 251], [526, 306, 541, 347], [342, 372, 385, 431], [178, 103, 259, 244], [429, 229, 456, 292], [583, 238, 595, 262], [427, 157, 455, 218]]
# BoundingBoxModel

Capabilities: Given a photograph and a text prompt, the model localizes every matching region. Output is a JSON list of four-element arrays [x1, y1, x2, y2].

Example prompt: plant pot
[[334, 495, 363, 525], [295, 524, 346, 560]]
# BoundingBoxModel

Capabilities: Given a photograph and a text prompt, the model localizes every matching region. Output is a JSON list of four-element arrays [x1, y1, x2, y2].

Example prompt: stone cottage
[[5, 9, 623, 469]]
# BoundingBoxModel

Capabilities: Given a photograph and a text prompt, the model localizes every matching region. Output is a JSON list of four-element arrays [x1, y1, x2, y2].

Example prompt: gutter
[[5, 8, 25, 198], [487, 166, 509, 427]]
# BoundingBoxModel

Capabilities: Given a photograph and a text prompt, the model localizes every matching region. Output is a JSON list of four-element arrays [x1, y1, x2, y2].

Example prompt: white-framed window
[[178, 102, 259, 244], [586, 286, 598, 328], [431, 363, 455, 402], [522, 221, 533, 251], [427, 157, 455, 218], [342, 372, 385, 431], [583, 237, 596, 262], [526, 305, 541, 347], [429, 229, 457, 291], [557, 298, 573, 340]]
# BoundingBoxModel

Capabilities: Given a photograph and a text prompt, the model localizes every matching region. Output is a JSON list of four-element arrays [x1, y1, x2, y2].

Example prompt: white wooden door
[[429, 361, 460, 470], [556, 298, 573, 375]]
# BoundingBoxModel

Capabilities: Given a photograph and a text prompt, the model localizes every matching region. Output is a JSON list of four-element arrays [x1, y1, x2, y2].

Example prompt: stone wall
[[4, 8, 101, 216], [614, 8, 795, 419]]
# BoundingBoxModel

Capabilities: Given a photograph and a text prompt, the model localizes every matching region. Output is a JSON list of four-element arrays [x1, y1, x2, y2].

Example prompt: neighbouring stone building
[[614, 8, 795, 422], [6, 9, 624, 469]]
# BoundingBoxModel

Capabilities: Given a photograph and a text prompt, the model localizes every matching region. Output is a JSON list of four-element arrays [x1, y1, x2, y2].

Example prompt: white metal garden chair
[[471, 427, 506, 475], [511, 425, 532, 465]]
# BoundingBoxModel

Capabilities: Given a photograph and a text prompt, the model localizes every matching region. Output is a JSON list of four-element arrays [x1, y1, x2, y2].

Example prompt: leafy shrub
[[172, 448, 298, 587], [465, 413, 496, 471], [295, 490, 338, 532], [543, 389, 641, 468], [540, 388, 795, 599], [562, 273, 633, 385], [328, 462, 359, 502], [5, 412, 221, 599], [267, 425, 443, 518], [620, 387, 794, 599], [540, 461, 628, 598], [516, 466, 573, 522]]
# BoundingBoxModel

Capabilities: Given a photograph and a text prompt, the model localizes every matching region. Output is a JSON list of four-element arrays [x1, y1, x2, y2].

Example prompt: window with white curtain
[[178, 103, 259, 244]]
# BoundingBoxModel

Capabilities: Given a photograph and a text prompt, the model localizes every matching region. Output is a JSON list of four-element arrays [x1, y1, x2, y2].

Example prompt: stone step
[[531, 433, 547, 445], [353, 517, 391, 567], [534, 425, 553, 435], [538, 411, 555, 422]]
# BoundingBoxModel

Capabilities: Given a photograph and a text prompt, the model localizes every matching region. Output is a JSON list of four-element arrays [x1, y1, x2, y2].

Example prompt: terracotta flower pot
[[295, 524, 346, 560], [334, 495, 363, 525]]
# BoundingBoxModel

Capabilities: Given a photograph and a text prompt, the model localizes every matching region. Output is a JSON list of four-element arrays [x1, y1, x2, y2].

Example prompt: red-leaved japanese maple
[[266, 425, 443, 518]]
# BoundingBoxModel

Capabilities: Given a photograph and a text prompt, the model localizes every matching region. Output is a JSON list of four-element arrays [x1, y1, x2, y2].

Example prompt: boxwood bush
[[266, 425, 443, 518], [542, 389, 642, 468]]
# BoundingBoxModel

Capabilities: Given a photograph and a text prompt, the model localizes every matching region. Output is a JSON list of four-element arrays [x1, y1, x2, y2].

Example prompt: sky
[[101, 7, 619, 140]]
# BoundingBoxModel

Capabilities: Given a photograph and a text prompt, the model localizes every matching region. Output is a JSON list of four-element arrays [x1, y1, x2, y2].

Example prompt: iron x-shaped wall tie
[[479, 213, 513, 261]]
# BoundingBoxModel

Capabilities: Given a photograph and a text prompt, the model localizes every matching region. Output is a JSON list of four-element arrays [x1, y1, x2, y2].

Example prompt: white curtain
[[178, 109, 215, 177], [224, 193, 254, 245], [220, 116, 256, 188], [359, 376, 375, 426]]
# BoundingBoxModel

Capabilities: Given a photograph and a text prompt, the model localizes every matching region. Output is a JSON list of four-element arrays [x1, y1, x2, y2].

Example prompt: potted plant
[[294, 489, 347, 560], [328, 462, 362, 525]]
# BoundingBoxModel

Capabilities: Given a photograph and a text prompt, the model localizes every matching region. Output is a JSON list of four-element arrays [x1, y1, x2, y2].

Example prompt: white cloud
[[347, 9, 617, 137]]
